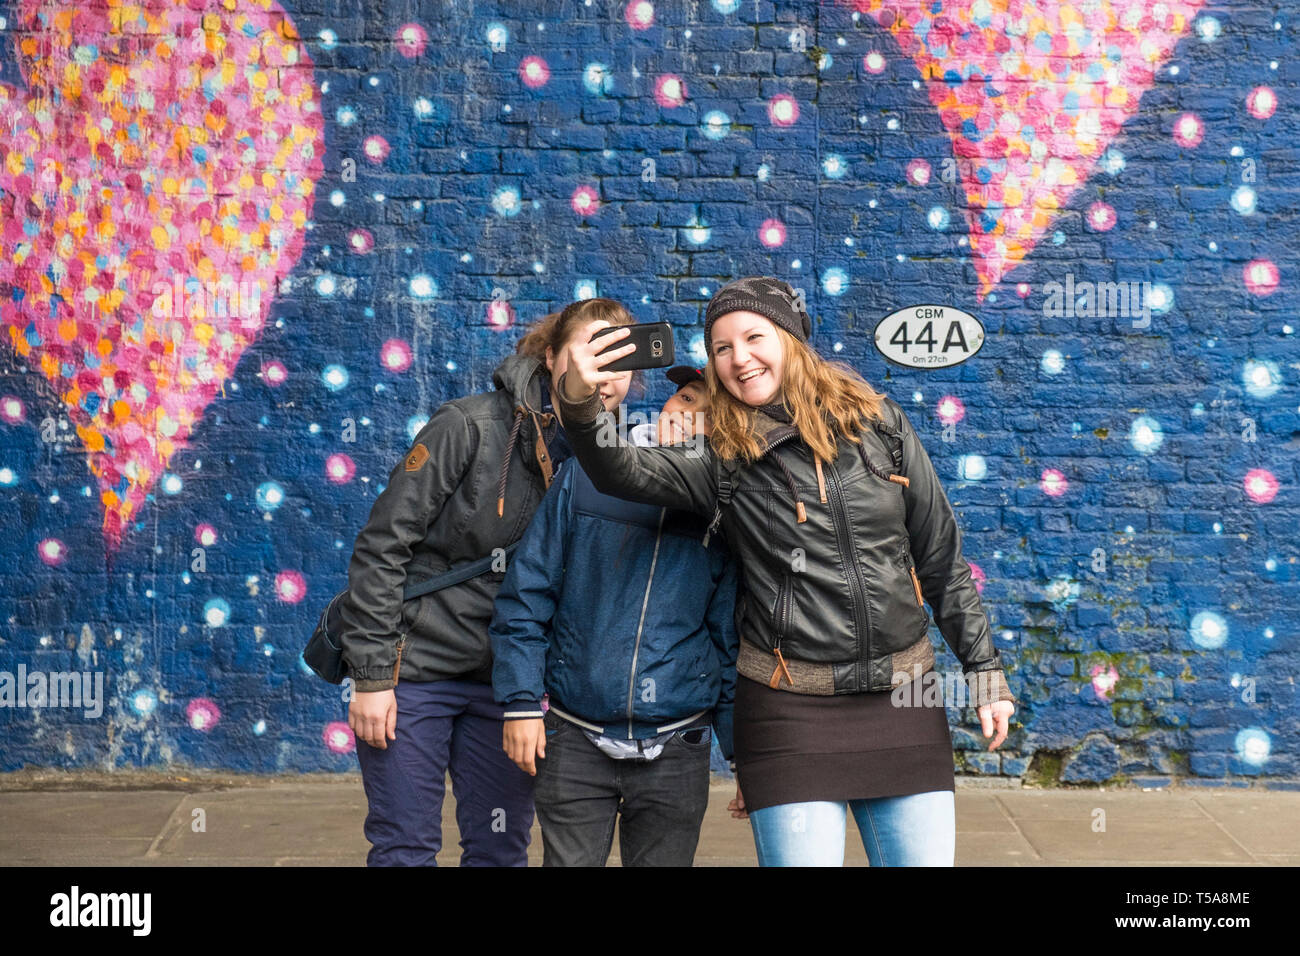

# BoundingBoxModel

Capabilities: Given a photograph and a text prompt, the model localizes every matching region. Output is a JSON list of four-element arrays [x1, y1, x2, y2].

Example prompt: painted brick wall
[[0, 0, 1296, 784]]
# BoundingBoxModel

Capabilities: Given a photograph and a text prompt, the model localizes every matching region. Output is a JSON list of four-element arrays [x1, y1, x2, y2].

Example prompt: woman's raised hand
[[558, 319, 636, 403]]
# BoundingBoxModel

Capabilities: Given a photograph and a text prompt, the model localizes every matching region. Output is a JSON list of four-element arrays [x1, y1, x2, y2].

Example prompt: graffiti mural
[[0, 1, 1294, 782]]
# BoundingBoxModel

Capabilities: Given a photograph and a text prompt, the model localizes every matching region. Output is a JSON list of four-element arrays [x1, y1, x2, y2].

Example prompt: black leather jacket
[[340, 354, 559, 692], [554, 371, 1015, 708]]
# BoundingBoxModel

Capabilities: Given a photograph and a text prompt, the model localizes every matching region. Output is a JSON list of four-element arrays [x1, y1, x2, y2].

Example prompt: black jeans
[[533, 708, 711, 866]]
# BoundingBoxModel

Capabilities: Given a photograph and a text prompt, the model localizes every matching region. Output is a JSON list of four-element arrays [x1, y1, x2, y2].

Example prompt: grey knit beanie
[[704, 276, 811, 354]]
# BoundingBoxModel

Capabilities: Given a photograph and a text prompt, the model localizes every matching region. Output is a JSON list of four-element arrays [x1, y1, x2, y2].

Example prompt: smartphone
[[590, 322, 675, 373]]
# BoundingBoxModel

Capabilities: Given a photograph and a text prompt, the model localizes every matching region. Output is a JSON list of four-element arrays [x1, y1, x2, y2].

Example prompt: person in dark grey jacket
[[339, 297, 638, 866]]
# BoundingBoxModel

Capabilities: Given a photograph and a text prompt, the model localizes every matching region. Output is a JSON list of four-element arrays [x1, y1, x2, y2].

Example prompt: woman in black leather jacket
[[553, 277, 1016, 867]]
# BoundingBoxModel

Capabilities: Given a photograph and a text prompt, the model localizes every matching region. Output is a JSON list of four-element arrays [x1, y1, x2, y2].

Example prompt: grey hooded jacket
[[339, 353, 559, 692]]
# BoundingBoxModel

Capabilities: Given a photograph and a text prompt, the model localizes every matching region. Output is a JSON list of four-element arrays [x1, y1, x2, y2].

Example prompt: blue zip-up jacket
[[489, 447, 739, 760]]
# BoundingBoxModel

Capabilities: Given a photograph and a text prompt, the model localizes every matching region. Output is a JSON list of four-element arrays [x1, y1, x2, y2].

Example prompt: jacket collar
[[491, 353, 559, 517], [750, 407, 799, 458], [492, 353, 547, 416]]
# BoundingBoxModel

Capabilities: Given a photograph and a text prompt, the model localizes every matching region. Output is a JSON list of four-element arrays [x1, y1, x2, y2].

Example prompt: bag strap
[[871, 405, 906, 473], [401, 539, 521, 601], [715, 453, 738, 506]]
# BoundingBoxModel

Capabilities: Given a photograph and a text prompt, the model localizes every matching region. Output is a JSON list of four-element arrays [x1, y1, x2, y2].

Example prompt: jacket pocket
[[908, 565, 924, 607], [897, 539, 924, 607]]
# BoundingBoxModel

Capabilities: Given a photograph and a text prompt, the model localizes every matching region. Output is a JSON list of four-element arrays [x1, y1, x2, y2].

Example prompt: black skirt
[[733, 667, 956, 813]]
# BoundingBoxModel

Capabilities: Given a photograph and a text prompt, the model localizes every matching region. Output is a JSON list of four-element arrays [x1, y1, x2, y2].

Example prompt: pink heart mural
[[847, 0, 1204, 297], [0, 0, 324, 550]]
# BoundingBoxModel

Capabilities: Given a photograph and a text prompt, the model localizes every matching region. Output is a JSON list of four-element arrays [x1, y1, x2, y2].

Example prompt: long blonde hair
[[704, 323, 888, 463]]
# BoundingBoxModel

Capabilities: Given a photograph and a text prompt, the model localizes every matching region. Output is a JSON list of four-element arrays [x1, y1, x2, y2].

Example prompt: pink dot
[[37, 538, 66, 566], [758, 219, 786, 248], [1243, 468, 1279, 504], [1246, 86, 1277, 120], [1016, 283, 1032, 298], [1172, 112, 1204, 148], [325, 454, 356, 485], [906, 158, 932, 186], [363, 136, 390, 163], [187, 698, 221, 732], [520, 56, 550, 89], [863, 51, 887, 74], [1090, 664, 1119, 699], [323, 721, 356, 754], [936, 395, 965, 426], [1040, 468, 1068, 497], [0, 395, 26, 424], [349, 229, 375, 254], [275, 571, 308, 604], [1243, 259, 1279, 296], [571, 185, 600, 217], [260, 360, 288, 387], [395, 23, 428, 58], [195, 524, 218, 547], [380, 338, 413, 373], [625, 0, 655, 29], [654, 74, 687, 108], [1086, 201, 1116, 231], [487, 300, 516, 329], [768, 94, 799, 127]]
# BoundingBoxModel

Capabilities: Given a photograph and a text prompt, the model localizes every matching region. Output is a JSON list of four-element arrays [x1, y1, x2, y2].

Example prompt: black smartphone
[[590, 322, 675, 373]]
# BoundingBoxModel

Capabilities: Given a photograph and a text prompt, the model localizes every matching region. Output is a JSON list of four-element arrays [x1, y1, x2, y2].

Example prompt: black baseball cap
[[666, 365, 704, 392]]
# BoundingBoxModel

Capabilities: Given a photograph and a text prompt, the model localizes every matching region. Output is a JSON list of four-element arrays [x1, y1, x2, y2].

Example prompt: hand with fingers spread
[[978, 699, 1014, 751], [503, 718, 547, 776], [349, 690, 397, 750], [558, 319, 637, 404]]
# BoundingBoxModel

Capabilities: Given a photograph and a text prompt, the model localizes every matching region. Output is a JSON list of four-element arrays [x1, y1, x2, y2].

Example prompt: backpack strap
[[401, 539, 522, 601], [702, 454, 741, 548], [715, 453, 739, 506], [872, 408, 905, 474]]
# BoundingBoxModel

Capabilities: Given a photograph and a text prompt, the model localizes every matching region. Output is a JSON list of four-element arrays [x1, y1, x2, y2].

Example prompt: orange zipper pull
[[392, 636, 407, 686], [909, 566, 924, 606], [773, 646, 793, 687]]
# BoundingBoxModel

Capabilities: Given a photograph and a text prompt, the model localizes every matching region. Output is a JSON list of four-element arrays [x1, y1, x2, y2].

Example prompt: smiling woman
[[554, 275, 1016, 868]]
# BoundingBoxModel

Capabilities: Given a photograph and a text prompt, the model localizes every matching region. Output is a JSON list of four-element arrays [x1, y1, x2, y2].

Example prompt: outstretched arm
[[554, 367, 717, 517], [892, 399, 1015, 709]]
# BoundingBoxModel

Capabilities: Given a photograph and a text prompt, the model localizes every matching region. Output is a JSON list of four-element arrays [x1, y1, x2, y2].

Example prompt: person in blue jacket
[[490, 366, 739, 867]]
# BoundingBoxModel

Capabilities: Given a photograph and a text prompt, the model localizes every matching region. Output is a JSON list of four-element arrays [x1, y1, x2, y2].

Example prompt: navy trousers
[[354, 678, 535, 866]]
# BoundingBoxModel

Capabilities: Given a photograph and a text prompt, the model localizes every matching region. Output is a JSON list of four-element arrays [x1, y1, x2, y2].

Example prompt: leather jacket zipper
[[822, 458, 872, 683], [909, 566, 924, 606], [627, 508, 666, 736], [770, 572, 795, 688]]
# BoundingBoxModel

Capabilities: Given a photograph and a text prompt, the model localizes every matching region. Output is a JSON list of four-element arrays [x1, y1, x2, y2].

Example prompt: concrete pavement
[[2, 771, 1299, 866]]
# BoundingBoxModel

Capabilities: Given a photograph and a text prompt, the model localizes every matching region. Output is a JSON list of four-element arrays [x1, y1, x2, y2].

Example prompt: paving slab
[[1, 775, 1297, 866]]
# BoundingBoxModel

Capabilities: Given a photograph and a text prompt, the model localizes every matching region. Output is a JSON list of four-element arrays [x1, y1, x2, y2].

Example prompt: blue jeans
[[354, 678, 535, 866], [748, 790, 955, 866]]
